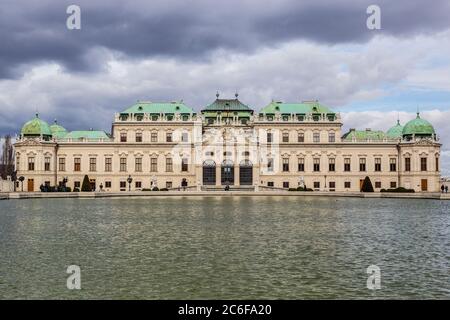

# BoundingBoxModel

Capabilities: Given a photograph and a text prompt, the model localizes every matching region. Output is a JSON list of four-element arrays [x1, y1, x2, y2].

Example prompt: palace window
[[282, 132, 289, 143], [313, 158, 320, 172], [135, 158, 142, 172], [359, 158, 366, 172], [267, 132, 273, 143], [59, 158, 66, 172], [282, 115, 289, 121], [436, 157, 439, 172], [151, 115, 158, 121], [120, 132, 127, 142], [120, 181, 126, 189], [313, 132, 320, 143], [283, 182, 289, 188], [405, 157, 411, 172], [390, 158, 397, 172], [375, 158, 381, 172], [344, 181, 351, 189], [182, 115, 189, 121], [182, 158, 189, 172], [282, 158, 289, 172], [74, 158, 81, 172], [329, 181, 336, 190], [150, 158, 158, 172], [314, 181, 320, 189], [135, 181, 142, 189], [297, 115, 304, 121], [421, 157, 427, 171], [375, 181, 382, 189], [151, 132, 158, 142], [105, 158, 112, 172], [166, 132, 172, 142], [298, 158, 305, 172], [44, 157, 51, 171], [105, 181, 112, 188], [344, 158, 351, 172], [166, 158, 173, 172], [166, 181, 173, 189], [89, 158, 97, 172], [181, 132, 189, 142], [390, 181, 397, 188], [120, 158, 127, 172], [28, 157, 35, 171], [267, 158, 274, 172], [135, 132, 142, 143], [328, 132, 335, 143], [298, 132, 304, 143], [329, 158, 335, 172], [74, 181, 81, 189]]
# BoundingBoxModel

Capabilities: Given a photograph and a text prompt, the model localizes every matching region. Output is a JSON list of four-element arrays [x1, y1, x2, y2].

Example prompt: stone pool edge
[[1, 191, 450, 201]]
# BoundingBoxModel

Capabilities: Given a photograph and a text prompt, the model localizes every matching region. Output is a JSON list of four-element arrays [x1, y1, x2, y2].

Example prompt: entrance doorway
[[239, 160, 253, 185], [202, 160, 216, 185], [421, 179, 428, 191], [27, 179, 34, 192], [221, 160, 234, 185]]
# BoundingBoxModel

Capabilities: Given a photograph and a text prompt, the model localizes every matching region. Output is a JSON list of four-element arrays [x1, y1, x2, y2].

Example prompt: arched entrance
[[202, 160, 216, 185], [239, 160, 253, 185], [221, 160, 234, 185]]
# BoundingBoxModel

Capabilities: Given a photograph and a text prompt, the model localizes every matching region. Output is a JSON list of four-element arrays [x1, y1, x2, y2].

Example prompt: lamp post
[[324, 175, 327, 191], [127, 175, 133, 192]]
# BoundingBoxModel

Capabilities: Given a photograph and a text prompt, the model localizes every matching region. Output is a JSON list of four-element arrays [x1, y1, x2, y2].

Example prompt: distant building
[[14, 95, 442, 192]]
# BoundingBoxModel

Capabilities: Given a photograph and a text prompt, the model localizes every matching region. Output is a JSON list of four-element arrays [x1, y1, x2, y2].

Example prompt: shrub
[[73, 187, 80, 192], [152, 187, 159, 191], [65, 187, 72, 192], [381, 187, 415, 193], [289, 188, 298, 191], [81, 175, 92, 192], [160, 188, 169, 191], [142, 188, 152, 191], [361, 176, 374, 192]]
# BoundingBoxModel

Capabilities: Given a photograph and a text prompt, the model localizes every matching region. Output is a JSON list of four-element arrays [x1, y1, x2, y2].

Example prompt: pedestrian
[[446, 185, 448, 193], [441, 185, 445, 193]]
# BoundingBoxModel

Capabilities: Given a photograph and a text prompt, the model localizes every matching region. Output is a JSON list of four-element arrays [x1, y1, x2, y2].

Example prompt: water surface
[[0, 196, 449, 299]]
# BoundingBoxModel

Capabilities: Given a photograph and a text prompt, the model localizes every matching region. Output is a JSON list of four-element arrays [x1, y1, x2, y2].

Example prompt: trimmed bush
[[288, 188, 298, 191], [160, 188, 169, 191], [142, 188, 152, 191], [81, 175, 92, 192], [381, 187, 415, 193], [361, 176, 374, 192], [73, 187, 80, 192], [152, 187, 159, 191]]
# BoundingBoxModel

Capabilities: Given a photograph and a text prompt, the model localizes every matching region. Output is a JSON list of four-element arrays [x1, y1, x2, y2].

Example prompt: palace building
[[14, 95, 441, 192]]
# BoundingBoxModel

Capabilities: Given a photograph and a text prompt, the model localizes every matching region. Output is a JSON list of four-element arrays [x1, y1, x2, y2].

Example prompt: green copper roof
[[121, 101, 194, 114], [21, 114, 52, 136], [63, 131, 110, 140], [260, 101, 334, 114], [342, 129, 386, 141], [386, 120, 404, 138], [203, 98, 253, 112], [50, 120, 67, 138], [402, 113, 435, 136]]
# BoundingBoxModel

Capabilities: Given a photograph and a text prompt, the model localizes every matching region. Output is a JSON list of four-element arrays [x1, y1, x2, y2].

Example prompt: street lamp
[[127, 175, 133, 191]]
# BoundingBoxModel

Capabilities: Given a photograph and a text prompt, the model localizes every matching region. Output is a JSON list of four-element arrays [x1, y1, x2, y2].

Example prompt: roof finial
[[397, 112, 400, 125], [417, 106, 420, 118], [216, 91, 220, 98], [54, 118, 58, 124], [235, 91, 239, 98]]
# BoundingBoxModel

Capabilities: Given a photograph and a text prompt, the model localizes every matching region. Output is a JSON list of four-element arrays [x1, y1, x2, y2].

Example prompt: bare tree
[[1, 135, 14, 179]]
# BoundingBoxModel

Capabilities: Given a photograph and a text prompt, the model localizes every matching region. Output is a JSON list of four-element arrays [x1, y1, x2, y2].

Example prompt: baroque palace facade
[[14, 95, 441, 192]]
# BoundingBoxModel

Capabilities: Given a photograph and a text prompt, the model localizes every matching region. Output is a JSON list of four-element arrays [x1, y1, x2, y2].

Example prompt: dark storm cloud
[[0, 0, 449, 78]]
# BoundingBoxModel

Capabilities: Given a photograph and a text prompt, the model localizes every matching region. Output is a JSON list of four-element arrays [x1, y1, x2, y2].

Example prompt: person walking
[[441, 184, 445, 193], [446, 185, 448, 193]]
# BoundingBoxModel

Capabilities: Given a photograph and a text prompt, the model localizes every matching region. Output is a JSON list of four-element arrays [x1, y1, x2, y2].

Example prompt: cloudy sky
[[0, 0, 449, 174]]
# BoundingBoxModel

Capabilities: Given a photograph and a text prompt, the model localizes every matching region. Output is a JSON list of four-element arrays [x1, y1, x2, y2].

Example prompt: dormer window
[[137, 106, 143, 111]]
